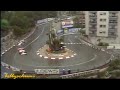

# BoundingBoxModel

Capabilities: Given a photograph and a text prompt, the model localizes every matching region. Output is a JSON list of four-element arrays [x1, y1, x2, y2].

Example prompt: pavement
[[1, 20, 112, 78]]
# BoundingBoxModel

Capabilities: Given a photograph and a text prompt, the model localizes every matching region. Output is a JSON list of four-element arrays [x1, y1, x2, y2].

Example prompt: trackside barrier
[[61, 69, 100, 79], [1, 62, 20, 71], [60, 59, 111, 79]]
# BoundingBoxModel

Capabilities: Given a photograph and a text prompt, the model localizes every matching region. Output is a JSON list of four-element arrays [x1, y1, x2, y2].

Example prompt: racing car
[[17, 40, 25, 46], [18, 48, 27, 55]]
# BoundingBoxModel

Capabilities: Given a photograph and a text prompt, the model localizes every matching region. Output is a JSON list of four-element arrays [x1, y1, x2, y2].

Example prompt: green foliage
[[73, 16, 84, 28], [97, 71, 106, 78], [107, 59, 120, 71], [1, 19, 9, 30], [1, 11, 57, 38], [98, 42, 109, 46]]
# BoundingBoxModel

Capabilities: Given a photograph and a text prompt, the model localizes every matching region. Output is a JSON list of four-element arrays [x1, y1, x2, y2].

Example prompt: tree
[[1, 11, 57, 38], [73, 16, 83, 28], [1, 19, 9, 31]]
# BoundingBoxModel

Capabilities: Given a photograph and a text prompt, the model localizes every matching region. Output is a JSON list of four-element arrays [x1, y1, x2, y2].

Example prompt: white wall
[[85, 11, 89, 35], [97, 11, 109, 37]]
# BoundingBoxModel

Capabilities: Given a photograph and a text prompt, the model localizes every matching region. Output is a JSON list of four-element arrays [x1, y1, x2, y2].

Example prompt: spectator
[[62, 69, 66, 75], [68, 69, 71, 74]]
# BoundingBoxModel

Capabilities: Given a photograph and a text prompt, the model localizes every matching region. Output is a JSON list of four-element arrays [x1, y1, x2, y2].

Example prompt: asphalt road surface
[[1, 21, 112, 76]]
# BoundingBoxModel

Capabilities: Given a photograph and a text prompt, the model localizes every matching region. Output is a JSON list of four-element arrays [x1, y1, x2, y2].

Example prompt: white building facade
[[85, 11, 119, 38]]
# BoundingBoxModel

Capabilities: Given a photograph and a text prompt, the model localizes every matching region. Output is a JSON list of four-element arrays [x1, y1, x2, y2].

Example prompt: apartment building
[[85, 11, 119, 38]]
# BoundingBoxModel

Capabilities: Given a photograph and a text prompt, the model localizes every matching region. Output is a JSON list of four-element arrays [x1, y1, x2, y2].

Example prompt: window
[[100, 25, 106, 28], [103, 25, 106, 28], [99, 31, 106, 34], [100, 19, 106, 21], [104, 19, 106, 21], [100, 25, 102, 27], [100, 12, 106, 15]]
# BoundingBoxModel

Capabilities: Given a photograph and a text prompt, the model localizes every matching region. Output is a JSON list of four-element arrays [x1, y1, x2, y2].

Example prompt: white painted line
[[71, 55, 74, 57], [44, 56, 48, 59], [2, 52, 5, 54], [74, 53, 76, 56], [59, 57, 63, 59], [13, 45, 15, 46], [24, 27, 44, 48], [5, 50, 7, 52], [40, 55, 42, 57], [37, 53, 40, 55], [51, 57, 55, 59], [101, 49, 105, 51], [66, 56, 70, 59]]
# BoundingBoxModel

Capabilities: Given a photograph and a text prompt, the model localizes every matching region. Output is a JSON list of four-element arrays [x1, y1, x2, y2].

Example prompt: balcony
[[109, 11, 118, 13], [89, 29, 97, 32], [109, 28, 117, 32], [109, 15, 118, 19], [89, 32, 97, 37], [108, 32, 117, 38], [89, 21, 97, 25], [89, 15, 97, 18], [89, 11, 97, 14], [109, 22, 117, 25]]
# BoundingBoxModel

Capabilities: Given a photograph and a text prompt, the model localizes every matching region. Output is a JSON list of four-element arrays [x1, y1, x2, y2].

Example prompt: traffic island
[[37, 44, 76, 59]]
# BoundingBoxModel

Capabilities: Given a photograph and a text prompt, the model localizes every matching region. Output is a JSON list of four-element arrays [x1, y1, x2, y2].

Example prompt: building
[[85, 11, 119, 38], [57, 11, 70, 18]]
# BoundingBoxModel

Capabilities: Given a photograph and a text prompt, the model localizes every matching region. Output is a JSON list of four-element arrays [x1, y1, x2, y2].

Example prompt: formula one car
[[18, 48, 27, 55]]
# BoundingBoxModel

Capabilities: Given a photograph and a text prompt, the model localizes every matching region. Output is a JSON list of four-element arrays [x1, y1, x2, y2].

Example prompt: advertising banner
[[34, 69, 60, 74], [62, 20, 73, 28]]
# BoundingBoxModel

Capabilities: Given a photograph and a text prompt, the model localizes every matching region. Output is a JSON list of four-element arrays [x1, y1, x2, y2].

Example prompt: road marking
[[101, 49, 105, 51], [2, 52, 5, 55], [71, 55, 74, 57], [24, 26, 45, 48], [66, 56, 70, 59], [5, 50, 7, 52], [37, 53, 40, 55], [59, 57, 63, 59], [74, 53, 76, 56], [17, 54, 97, 68], [51, 57, 55, 59], [40, 55, 42, 57], [44, 56, 48, 59]]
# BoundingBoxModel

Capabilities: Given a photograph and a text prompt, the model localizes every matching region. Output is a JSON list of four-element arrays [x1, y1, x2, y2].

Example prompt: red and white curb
[[36, 51, 77, 60]]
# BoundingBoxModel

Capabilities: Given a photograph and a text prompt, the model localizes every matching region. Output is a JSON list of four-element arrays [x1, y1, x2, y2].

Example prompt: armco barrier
[[60, 59, 111, 79]]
